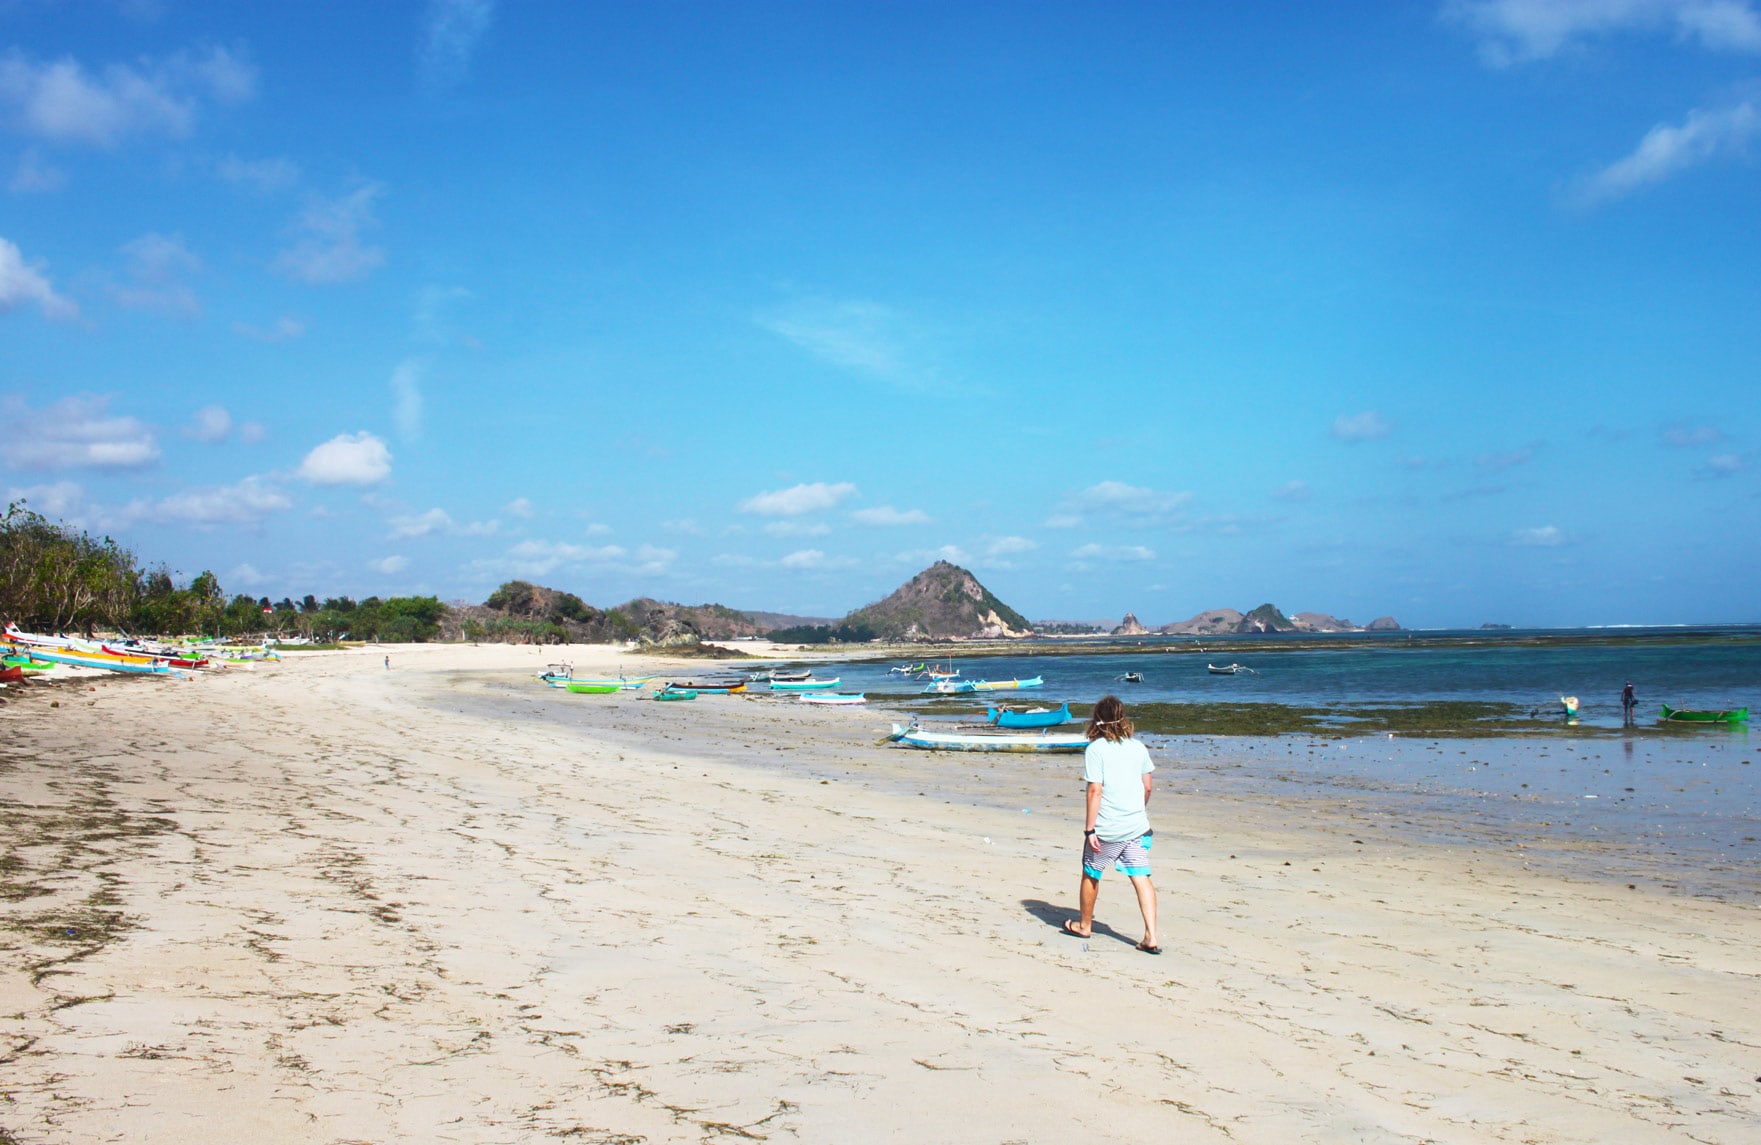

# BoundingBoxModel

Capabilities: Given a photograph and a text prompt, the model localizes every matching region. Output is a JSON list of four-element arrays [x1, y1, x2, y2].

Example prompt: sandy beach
[[3, 643, 1757, 1143]]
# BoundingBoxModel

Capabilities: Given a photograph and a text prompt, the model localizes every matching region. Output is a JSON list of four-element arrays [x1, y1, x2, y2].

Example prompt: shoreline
[[4, 642, 1758, 1142]]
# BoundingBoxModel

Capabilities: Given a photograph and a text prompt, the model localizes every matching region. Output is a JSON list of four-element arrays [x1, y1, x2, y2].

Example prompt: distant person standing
[[1063, 694, 1160, 954], [1622, 681, 1637, 725], [384, 654, 391, 670]]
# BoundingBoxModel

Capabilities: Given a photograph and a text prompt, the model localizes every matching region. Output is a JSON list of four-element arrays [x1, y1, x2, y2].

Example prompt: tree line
[[1, 501, 445, 641]]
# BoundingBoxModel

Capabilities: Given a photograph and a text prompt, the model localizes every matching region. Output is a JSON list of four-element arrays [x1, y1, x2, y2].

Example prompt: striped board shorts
[[1081, 829, 1153, 880]]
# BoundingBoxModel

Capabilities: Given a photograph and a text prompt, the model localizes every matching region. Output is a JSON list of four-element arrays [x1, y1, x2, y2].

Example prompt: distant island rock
[[1365, 616, 1402, 631], [1112, 612, 1150, 636], [1157, 608, 1245, 635], [1480, 622, 1512, 630], [843, 560, 1031, 641], [1159, 604, 1399, 636], [1235, 603, 1298, 634]]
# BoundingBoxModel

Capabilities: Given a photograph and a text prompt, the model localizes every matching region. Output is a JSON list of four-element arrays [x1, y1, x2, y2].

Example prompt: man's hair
[[1086, 694, 1134, 743]]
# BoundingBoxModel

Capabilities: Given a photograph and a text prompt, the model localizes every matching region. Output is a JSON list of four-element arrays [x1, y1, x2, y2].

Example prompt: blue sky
[[4, 1, 1757, 628]]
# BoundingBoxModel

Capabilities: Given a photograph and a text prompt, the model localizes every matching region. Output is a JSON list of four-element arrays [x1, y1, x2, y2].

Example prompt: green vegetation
[[768, 622, 879, 644], [1, 499, 447, 640]]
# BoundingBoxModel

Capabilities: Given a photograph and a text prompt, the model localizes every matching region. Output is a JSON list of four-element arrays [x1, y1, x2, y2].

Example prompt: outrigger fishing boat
[[653, 687, 697, 701], [969, 676, 1043, 692], [985, 702, 1072, 729], [664, 678, 747, 694], [922, 678, 978, 694], [1118, 672, 1144, 684], [884, 720, 1087, 753], [1208, 663, 1254, 675], [765, 668, 813, 683], [565, 681, 621, 694], [1660, 704, 1748, 724], [798, 692, 867, 705], [889, 662, 926, 675], [770, 677, 840, 691]]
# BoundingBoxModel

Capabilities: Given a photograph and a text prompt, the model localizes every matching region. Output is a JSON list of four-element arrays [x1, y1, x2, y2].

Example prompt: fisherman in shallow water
[[1622, 681, 1637, 726], [1063, 694, 1160, 954]]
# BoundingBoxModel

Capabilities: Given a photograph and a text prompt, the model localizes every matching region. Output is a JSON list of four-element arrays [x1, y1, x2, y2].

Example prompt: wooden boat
[[885, 721, 1088, 753], [653, 688, 697, 701], [798, 692, 866, 705], [0, 665, 23, 684], [1660, 704, 1748, 724], [1119, 672, 1144, 684], [767, 668, 813, 682], [104, 642, 210, 669], [987, 702, 1072, 729], [665, 679, 747, 694], [771, 677, 840, 691], [1208, 663, 1254, 675], [3, 645, 183, 677], [564, 682, 620, 694], [969, 676, 1044, 692], [889, 662, 925, 675]]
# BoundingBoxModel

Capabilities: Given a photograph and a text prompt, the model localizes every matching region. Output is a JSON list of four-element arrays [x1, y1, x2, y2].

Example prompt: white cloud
[[632, 544, 677, 574], [763, 520, 831, 537], [1331, 410, 1392, 442], [184, 404, 231, 442], [986, 535, 1038, 556], [297, 432, 392, 486], [739, 481, 858, 516], [387, 507, 498, 539], [1511, 524, 1570, 547], [0, 45, 257, 146], [229, 562, 267, 588], [112, 231, 200, 316], [1661, 423, 1726, 446], [239, 421, 266, 443], [142, 475, 291, 527], [9, 148, 64, 193], [1697, 453, 1747, 477], [232, 315, 305, 341], [505, 496, 533, 518], [421, 0, 497, 89], [1578, 102, 1759, 204], [1447, 0, 1761, 64], [852, 505, 931, 526], [4, 480, 84, 517], [390, 357, 424, 440], [5, 394, 158, 469], [1052, 481, 1194, 528], [1071, 543, 1157, 562], [662, 518, 706, 535], [471, 538, 628, 579], [0, 236, 77, 320], [760, 298, 930, 389], [217, 153, 299, 192], [779, 548, 858, 571], [894, 544, 975, 566], [370, 555, 409, 575], [1272, 479, 1312, 502], [275, 184, 386, 285]]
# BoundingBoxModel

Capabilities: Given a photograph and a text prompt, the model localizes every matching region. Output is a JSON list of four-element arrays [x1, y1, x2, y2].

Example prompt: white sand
[[2, 643, 1757, 1143]]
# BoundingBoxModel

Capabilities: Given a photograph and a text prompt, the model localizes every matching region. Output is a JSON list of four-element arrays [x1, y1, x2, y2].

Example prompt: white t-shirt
[[1083, 736, 1154, 842]]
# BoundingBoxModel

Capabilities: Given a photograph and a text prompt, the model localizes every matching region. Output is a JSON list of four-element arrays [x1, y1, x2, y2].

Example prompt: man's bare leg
[[1127, 874, 1158, 949], [1068, 873, 1100, 936]]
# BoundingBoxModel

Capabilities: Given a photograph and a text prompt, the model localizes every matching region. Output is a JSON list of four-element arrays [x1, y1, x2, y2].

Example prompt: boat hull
[[988, 702, 1072, 729], [887, 723, 1087, 752], [771, 678, 840, 691], [1660, 704, 1748, 723], [798, 693, 866, 705]]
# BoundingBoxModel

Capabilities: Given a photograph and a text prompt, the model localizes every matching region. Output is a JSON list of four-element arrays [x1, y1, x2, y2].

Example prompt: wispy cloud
[[779, 548, 858, 571], [1071, 542, 1156, 562], [420, 0, 496, 90], [1696, 452, 1747, 477], [183, 404, 231, 443], [112, 232, 200, 316], [1661, 422, 1727, 446], [275, 184, 386, 285], [370, 555, 409, 575], [763, 520, 831, 537], [390, 358, 424, 440], [297, 432, 392, 486], [0, 44, 257, 146], [1447, 0, 1761, 66], [894, 544, 975, 566], [9, 148, 64, 193], [217, 153, 299, 193], [1477, 443, 1539, 469], [1271, 479, 1312, 502], [1051, 481, 1193, 529], [1331, 410, 1391, 442], [505, 496, 533, 518], [760, 298, 932, 389], [1577, 101, 1759, 204], [5, 394, 158, 469], [0, 236, 77, 320], [232, 315, 305, 342], [739, 481, 858, 516], [387, 507, 498, 539], [468, 537, 674, 580], [1511, 524, 1571, 547], [852, 505, 931, 526], [135, 474, 290, 527]]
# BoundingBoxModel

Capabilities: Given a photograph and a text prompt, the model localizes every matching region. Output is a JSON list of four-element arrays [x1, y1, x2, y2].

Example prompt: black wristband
[[1084, 829, 1096, 836]]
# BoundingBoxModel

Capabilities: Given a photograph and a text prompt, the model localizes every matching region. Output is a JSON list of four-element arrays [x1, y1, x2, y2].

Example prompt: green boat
[[565, 682, 620, 694], [1660, 704, 1749, 724]]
